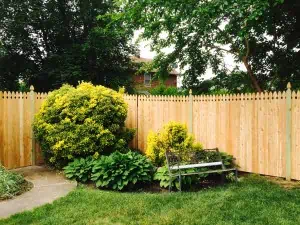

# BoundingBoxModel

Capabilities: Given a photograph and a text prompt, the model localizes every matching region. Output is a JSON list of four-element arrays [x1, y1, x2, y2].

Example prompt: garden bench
[[165, 148, 238, 192]]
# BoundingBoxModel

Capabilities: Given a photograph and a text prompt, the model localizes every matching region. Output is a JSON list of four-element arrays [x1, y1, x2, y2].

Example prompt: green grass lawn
[[1, 176, 300, 225]]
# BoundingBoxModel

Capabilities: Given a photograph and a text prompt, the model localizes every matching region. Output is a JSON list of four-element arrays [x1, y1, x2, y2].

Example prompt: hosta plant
[[63, 156, 95, 183], [91, 151, 154, 190], [154, 166, 206, 190]]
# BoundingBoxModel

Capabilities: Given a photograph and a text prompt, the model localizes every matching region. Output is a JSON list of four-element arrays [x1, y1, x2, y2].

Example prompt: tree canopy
[[0, 0, 137, 92], [118, 0, 300, 92]]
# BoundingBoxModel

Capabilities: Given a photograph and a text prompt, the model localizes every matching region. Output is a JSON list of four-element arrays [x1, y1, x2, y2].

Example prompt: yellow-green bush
[[146, 121, 203, 166], [33, 82, 134, 168]]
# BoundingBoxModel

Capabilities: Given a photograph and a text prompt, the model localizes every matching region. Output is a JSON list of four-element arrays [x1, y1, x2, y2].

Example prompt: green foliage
[[91, 151, 154, 190], [154, 166, 200, 190], [149, 85, 187, 96], [117, 0, 300, 92], [146, 121, 203, 167], [0, 0, 137, 92], [63, 156, 95, 183], [0, 164, 27, 200], [33, 82, 134, 168]]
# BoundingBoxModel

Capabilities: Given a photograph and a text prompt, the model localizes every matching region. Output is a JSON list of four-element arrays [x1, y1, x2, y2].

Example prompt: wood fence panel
[[124, 95, 138, 149], [292, 91, 300, 180], [23, 92, 32, 167], [136, 95, 189, 152], [34, 93, 48, 165]]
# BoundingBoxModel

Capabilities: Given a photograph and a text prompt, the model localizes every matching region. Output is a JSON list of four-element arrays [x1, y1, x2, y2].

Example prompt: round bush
[[146, 121, 203, 166], [33, 82, 134, 168]]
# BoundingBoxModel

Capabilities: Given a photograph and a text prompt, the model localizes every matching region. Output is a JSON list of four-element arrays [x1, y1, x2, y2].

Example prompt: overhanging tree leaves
[[0, 0, 137, 92], [117, 0, 300, 92]]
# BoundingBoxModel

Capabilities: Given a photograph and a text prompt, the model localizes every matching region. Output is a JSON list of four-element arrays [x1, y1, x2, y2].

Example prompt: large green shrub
[[146, 121, 203, 167], [33, 82, 134, 168], [91, 151, 154, 190]]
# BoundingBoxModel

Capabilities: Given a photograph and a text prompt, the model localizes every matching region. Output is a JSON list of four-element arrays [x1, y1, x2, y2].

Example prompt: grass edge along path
[[1, 176, 300, 225]]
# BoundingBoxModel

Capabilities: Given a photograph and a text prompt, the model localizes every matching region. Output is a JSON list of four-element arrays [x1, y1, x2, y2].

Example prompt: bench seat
[[165, 148, 238, 192], [169, 161, 222, 170]]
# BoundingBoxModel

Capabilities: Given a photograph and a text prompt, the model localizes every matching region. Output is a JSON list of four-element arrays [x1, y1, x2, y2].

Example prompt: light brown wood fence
[[0, 88, 47, 169], [1, 85, 299, 181]]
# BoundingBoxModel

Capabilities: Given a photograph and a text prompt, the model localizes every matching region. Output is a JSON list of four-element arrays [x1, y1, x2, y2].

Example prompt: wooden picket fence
[[0, 87, 48, 169], [1, 84, 300, 181]]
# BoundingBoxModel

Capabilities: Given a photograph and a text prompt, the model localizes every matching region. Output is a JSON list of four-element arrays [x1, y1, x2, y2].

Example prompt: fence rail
[[1, 84, 300, 181]]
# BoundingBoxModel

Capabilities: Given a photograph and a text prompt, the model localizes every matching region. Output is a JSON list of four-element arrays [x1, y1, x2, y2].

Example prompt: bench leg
[[235, 170, 238, 182], [169, 178, 172, 192], [178, 175, 182, 192], [221, 173, 225, 184]]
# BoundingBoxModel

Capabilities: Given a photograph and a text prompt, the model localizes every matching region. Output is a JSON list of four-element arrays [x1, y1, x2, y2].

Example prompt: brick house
[[131, 56, 179, 90]]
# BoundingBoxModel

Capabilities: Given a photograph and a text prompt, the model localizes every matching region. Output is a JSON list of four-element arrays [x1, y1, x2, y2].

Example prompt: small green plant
[[146, 121, 203, 166], [154, 166, 204, 190], [91, 151, 154, 190], [63, 156, 95, 183], [0, 164, 29, 200]]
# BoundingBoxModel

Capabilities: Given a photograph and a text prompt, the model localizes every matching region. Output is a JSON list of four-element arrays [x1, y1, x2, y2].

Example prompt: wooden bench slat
[[169, 168, 237, 177], [169, 161, 222, 170]]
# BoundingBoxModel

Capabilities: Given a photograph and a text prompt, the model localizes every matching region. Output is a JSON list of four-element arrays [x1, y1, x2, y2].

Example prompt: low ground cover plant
[[0, 164, 31, 200], [33, 82, 134, 168], [154, 166, 201, 189], [91, 151, 154, 190], [64, 151, 154, 190]]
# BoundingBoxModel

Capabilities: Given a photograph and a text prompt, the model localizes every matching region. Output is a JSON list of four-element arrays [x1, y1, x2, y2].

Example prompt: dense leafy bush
[[91, 151, 154, 190], [33, 82, 135, 168], [146, 121, 203, 166], [63, 156, 95, 183], [0, 164, 29, 200]]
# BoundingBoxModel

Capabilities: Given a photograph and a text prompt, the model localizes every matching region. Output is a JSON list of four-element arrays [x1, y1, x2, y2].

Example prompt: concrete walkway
[[0, 166, 76, 219]]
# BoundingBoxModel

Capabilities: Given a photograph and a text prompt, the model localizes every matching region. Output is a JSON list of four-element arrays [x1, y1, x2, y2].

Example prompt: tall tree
[[117, 0, 300, 92], [0, 0, 136, 92]]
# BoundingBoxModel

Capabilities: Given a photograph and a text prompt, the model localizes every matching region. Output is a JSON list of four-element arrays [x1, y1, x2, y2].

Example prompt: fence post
[[30, 85, 36, 166], [189, 89, 193, 133], [286, 82, 292, 181]]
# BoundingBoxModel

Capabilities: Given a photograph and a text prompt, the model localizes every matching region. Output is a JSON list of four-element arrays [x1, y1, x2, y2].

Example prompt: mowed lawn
[[1, 176, 300, 225]]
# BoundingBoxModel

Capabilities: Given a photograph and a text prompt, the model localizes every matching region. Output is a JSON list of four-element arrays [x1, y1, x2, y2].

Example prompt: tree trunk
[[242, 57, 262, 92]]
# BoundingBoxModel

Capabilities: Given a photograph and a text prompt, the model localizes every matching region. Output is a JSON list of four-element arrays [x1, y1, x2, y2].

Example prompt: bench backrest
[[165, 148, 225, 173]]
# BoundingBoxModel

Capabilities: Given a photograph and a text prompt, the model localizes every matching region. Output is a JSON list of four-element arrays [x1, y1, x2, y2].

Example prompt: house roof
[[130, 56, 180, 75]]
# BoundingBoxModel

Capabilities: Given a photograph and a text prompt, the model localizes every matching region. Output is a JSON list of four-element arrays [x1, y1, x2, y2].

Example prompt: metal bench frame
[[165, 148, 238, 192]]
